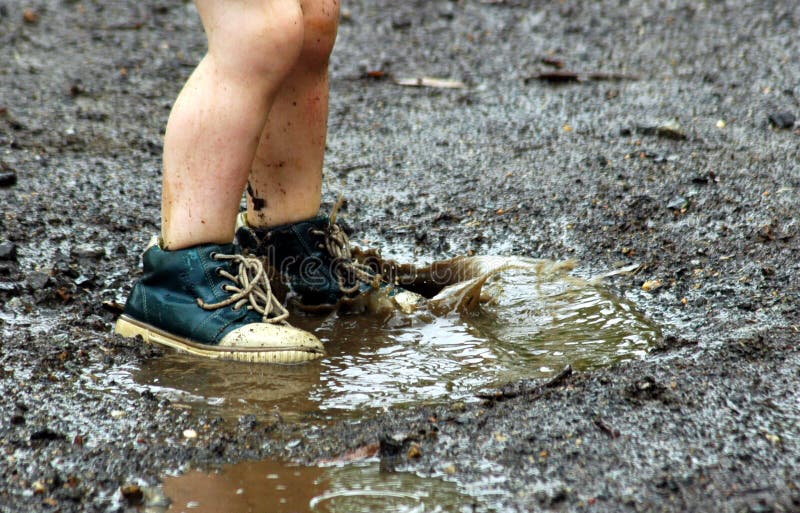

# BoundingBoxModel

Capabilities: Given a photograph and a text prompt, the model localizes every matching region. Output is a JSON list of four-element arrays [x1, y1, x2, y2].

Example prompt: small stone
[[768, 111, 796, 129], [32, 480, 47, 494], [666, 196, 688, 211], [443, 464, 457, 475], [183, 428, 198, 439], [715, 119, 726, 129], [110, 410, 126, 419], [74, 274, 94, 287], [391, 17, 412, 29], [450, 401, 466, 413], [636, 120, 686, 140], [120, 484, 144, 505], [27, 272, 50, 290], [406, 443, 422, 459], [641, 280, 662, 292], [30, 428, 66, 443], [22, 9, 39, 24], [656, 120, 686, 140], [438, 4, 455, 19], [0, 242, 17, 261], [0, 167, 16, 187], [0, 282, 18, 294], [71, 243, 106, 260]]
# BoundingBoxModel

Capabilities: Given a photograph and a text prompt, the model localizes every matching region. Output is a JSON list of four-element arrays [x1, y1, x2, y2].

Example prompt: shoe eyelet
[[209, 252, 217, 259]]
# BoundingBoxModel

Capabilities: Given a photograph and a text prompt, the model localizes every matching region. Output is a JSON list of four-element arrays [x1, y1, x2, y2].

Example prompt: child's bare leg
[[245, 0, 340, 228], [161, 0, 305, 249]]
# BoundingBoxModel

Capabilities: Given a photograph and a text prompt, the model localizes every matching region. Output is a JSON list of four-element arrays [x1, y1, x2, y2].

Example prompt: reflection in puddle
[[160, 460, 471, 513], [132, 259, 660, 421]]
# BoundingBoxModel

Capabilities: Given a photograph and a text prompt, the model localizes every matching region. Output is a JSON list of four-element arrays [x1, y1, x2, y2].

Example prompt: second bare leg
[[245, 0, 340, 228]]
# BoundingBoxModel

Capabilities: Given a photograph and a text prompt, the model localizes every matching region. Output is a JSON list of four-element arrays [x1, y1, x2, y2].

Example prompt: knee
[[298, 0, 340, 69], [209, 1, 306, 80]]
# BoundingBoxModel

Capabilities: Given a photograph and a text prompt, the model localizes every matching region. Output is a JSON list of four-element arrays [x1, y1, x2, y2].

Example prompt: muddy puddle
[[89, 256, 660, 511], [120, 256, 660, 421], [152, 459, 472, 513]]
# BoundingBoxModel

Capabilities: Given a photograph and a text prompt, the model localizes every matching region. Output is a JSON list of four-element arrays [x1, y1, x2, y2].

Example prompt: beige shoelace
[[196, 253, 289, 323], [309, 197, 382, 295]]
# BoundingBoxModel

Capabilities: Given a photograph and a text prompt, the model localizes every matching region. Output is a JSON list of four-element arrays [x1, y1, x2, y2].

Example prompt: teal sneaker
[[115, 238, 324, 363], [235, 212, 423, 313]]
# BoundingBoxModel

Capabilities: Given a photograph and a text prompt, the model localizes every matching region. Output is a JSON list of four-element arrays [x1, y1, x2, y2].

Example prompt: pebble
[[32, 480, 47, 494], [0, 242, 17, 261], [74, 274, 94, 287], [30, 428, 65, 442], [110, 410, 126, 419], [666, 196, 688, 211], [636, 120, 687, 140], [183, 428, 198, 439], [768, 111, 796, 129], [22, 9, 39, 24], [450, 401, 466, 413], [119, 484, 143, 505], [27, 272, 50, 290], [0, 169, 16, 187], [0, 282, 18, 294], [641, 280, 663, 292], [71, 243, 106, 260], [406, 443, 422, 459]]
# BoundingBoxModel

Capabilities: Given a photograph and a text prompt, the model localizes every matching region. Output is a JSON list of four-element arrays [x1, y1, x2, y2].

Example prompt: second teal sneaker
[[235, 211, 424, 313]]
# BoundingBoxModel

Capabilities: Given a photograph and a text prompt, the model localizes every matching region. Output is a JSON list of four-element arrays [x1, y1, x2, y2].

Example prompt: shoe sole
[[114, 315, 323, 364]]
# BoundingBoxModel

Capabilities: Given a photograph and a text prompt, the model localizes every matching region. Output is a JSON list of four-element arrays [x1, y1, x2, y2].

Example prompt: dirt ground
[[1, 0, 799, 511]]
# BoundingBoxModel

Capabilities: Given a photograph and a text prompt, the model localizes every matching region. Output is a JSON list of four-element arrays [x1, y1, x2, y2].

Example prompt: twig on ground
[[592, 412, 620, 438], [525, 71, 640, 84]]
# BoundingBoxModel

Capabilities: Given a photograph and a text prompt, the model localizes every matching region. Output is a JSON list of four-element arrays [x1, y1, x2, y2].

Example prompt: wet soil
[[2, 0, 800, 512]]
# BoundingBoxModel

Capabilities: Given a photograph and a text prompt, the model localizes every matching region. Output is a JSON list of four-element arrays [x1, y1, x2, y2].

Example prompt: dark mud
[[2, 0, 800, 512]]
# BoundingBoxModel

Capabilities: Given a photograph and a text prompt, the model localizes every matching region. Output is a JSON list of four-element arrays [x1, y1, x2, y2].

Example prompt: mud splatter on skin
[[246, 181, 266, 211]]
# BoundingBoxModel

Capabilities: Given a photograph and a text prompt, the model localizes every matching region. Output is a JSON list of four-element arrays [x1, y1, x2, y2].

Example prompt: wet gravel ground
[[2, 0, 800, 511]]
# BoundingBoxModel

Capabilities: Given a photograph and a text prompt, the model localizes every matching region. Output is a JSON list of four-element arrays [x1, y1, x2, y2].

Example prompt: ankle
[[244, 208, 320, 230]]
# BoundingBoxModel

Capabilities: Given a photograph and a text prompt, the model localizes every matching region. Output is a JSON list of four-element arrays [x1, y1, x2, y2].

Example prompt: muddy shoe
[[235, 212, 423, 312], [115, 238, 324, 363]]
